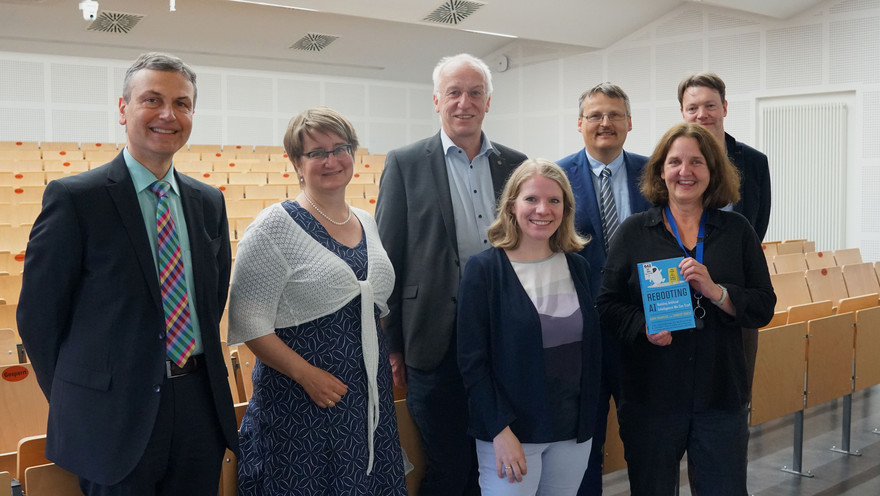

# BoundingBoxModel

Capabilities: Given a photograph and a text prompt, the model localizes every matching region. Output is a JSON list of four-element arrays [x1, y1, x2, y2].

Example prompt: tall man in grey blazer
[[556, 83, 652, 495], [376, 53, 526, 495], [17, 53, 237, 495]]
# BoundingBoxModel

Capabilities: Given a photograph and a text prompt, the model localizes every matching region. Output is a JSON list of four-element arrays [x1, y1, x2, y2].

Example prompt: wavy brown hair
[[640, 122, 740, 208]]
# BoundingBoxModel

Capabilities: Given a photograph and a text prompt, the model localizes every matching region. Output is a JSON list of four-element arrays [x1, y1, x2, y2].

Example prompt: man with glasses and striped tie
[[18, 52, 237, 495], [557, 82, 652, 496]]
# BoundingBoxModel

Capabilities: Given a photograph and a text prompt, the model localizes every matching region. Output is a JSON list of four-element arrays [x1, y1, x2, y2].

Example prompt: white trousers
[[475, 437, 592, 496]]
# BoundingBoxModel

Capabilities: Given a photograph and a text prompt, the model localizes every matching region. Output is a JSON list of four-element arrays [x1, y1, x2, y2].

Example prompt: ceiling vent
[[86, 11, 144, 34], [423, 0, 485, 25], [290, 33, 339, 52]]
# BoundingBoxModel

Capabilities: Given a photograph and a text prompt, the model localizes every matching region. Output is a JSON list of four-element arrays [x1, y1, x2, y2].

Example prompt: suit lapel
[[105, 157, 162, 310], [426, 134, 459, 253], [623, 151, 647, 212], [572, 150, 605, 246]]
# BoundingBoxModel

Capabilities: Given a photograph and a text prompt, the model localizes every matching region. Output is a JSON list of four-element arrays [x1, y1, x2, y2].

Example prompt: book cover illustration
[[638, 257, 696, 334]]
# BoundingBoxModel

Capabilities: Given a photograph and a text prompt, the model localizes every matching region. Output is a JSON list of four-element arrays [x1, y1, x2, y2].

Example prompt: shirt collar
[[439, 128, 495, 160], [585, 149, 625, 178], [123, 147, 180, 196]]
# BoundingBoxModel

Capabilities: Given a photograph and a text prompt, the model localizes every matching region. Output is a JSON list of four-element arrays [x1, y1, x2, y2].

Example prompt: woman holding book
[[457, 159, 601, 495], [597, 122, 775, 495]]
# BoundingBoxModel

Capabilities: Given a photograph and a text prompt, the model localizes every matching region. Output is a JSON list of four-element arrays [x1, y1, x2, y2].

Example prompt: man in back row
[[376, 53, 526, 495], [557, 82, 652, 496], [678, 72, 771, 241]]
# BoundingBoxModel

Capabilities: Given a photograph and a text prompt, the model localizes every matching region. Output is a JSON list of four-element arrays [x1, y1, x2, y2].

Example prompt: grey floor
[[602, 385, 880, 496]]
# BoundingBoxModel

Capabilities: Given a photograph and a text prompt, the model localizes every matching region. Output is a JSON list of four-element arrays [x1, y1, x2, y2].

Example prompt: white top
[[227, 201, 395, 474]]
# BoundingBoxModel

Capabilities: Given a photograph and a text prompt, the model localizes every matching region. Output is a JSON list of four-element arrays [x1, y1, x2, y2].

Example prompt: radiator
[[761, 102, 847, 250]]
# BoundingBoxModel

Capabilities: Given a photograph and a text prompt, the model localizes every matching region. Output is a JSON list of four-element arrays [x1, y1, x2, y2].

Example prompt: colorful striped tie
[[149, 180, 196, 366]]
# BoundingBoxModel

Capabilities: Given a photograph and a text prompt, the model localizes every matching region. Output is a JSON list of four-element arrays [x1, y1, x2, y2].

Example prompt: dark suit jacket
[[557, 148, 652, 293], [726, 132, 771, 241], [457, 248, 601, 444], [375, 132, 526, 371], [17, 153, 238, 485]]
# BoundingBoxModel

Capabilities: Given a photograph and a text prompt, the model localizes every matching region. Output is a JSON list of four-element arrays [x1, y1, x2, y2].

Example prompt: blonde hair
[[488, 158, 589, 253], [640, 122, 740, 208]]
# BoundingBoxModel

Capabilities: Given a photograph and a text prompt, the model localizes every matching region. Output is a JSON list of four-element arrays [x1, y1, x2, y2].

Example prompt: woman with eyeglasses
[[228, 106, 406, 495]]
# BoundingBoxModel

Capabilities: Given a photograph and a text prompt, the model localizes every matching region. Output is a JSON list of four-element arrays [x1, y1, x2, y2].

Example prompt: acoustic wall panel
[[187, 114, 223, 146], [277, 79, 321, 115], [607, 46, 651, 103], [655, 8, 703, 38], [325, 82, 366, 118], [226, 116, 274, 147], [0, 108, 44, 142], [365, 122, 407, 155], [829, 17, 880, 84], [707, 10, 760, 30], [407, 88, 434, 120], [369, 86, 408, 120], [655, 40, 703, 102], [830, 0, 880, 14], [52, 109, 112, 143], [862, 168, 880, 233], [0, 60, 44, 103], [708, 32, 761, 96], [197, 72, 223, 112], [766, 25, 823, 89], [865, 92, 880, 158], [50, 63, 109, 106], [522, 59, 560, 114], [227, 75, 273, 113]]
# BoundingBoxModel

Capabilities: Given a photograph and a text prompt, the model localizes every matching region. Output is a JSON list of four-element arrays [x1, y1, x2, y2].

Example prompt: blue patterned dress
[[237, 202, 406, 495]]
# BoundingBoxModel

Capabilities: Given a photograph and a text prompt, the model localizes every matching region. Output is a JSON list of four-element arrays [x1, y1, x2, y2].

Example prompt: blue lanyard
[[664, 206, 708, 322], [664, 205, 706, 263]]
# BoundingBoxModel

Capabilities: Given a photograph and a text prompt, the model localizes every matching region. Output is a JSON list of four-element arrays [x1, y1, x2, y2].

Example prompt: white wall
[[0, 51, 439, 154], [1, 0, 877, 257]]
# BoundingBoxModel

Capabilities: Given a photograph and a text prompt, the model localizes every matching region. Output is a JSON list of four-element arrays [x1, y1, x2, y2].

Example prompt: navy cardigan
[[457, 247, 601, 443]]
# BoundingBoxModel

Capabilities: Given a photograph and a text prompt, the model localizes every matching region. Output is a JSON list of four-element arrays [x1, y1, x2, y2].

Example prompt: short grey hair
[[432, 53, 493, 96], [122, 52, 197, 106], [578, 82, 631, 116]]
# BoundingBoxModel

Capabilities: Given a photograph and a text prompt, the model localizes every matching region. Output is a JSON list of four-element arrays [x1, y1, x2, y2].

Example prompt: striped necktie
[[149, 180, 196, 366], [599, 167, 619, 251]]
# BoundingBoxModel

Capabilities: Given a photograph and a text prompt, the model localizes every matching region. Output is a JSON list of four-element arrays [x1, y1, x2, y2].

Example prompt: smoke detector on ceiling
[[290, 33, 339, 52], [86, 11, 144, 34], [423, 0, 485, 25]]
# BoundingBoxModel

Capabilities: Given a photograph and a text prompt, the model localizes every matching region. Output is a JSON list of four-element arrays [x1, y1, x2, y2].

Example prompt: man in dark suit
[[556, 83, 652, 496], [17, 52, 237, 495], [376, 53, 526, 495], [678, 72, 771, 241]]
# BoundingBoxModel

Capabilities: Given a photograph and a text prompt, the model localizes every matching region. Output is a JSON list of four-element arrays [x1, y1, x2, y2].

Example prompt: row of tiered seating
[[1, 142, 386, 260], [751, 249, 880, 476]]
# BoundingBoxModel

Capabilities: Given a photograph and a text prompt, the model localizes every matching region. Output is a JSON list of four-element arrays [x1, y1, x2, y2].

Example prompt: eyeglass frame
[[580, 112, 630, 123], [301, 143, 354, 160]]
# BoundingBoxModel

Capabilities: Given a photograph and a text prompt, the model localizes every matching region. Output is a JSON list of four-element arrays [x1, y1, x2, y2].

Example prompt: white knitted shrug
[[227, 202, 395, 473]]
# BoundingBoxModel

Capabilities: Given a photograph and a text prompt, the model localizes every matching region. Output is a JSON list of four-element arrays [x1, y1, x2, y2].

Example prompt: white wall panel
[[766, 25, 823, 89], [277, 78, 321, 115], [0, 60, 44, 102]]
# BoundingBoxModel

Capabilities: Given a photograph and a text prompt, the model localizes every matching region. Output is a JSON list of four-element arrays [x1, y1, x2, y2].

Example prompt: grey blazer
[[375, 132, 526, 371]]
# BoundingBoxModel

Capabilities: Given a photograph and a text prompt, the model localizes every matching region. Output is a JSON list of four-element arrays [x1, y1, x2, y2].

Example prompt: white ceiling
[[0, 0, 827, 83]]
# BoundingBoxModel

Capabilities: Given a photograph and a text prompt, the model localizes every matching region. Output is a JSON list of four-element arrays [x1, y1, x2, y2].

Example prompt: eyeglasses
[[581, 112, 628, 123], [302, 144, 353, 160]]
